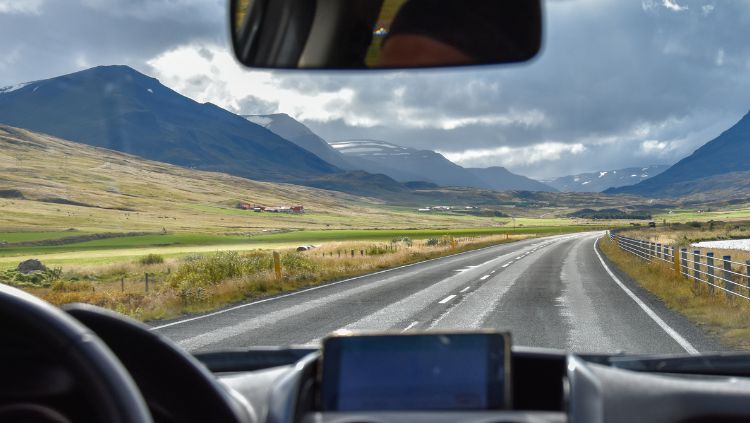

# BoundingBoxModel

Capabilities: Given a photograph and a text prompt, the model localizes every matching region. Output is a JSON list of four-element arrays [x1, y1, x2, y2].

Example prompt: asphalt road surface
[[154, 232, 725, 354]]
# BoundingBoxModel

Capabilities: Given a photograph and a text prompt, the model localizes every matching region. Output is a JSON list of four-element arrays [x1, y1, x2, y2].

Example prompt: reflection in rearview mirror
[[230, 0, 543, 70]]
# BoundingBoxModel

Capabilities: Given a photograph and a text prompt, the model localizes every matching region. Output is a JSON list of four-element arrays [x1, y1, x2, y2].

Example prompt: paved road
[[154, 232, 724, 354]]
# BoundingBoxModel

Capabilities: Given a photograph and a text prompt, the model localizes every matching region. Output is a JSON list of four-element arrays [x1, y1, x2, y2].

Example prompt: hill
[[607, 111, 750, 198], [466, 167, 556, 192], [545, 165, 669, 193], [0, 65, 339, 182], [244, 113, 352, 169]]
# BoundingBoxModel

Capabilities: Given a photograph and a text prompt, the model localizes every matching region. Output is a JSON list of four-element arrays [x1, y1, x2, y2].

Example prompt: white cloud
[[640, 140, 678, 155], [0, 0, 44, 15], [716, 48, 725, 66], [702, 4, 715, 16], [663, 0, 688, 12], [439, 142, 587, 168]]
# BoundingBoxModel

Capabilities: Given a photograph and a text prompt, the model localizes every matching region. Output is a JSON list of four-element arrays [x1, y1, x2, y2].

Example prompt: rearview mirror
[[229, 0, 543, 70]]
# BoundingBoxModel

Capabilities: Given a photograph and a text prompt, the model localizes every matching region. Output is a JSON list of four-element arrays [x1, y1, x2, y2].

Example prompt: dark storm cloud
[[1, 0, 750, 179], [0, 0, 223, 85]]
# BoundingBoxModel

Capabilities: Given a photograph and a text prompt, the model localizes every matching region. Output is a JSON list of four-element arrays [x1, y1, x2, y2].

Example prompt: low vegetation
[[17, 234, 538, 321], [599, 236, 750, 350]]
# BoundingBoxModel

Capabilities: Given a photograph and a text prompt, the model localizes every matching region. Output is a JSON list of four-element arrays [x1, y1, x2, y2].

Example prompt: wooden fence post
[[723, 256, 733, 299], [144, 273, 149, 293], [693, 250, 701, 290], [121, 277, 124, 292], [674, 247, 682, 278], [273, 251, 282, 280], [707, 252, 715, 294]]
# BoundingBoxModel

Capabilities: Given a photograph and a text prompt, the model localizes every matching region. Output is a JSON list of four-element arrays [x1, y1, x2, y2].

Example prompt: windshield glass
[[1, 0, 749, 356]]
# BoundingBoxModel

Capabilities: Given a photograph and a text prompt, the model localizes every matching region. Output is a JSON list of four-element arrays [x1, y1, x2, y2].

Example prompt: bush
[[139, 254, 164, 265], [426, 238, 439, 246], [366, 245, 389, 255], [169, 251, 244, 288], [1, 267, 63, 288]]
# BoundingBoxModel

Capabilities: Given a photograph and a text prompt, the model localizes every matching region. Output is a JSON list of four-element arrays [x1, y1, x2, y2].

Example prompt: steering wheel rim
[[0, 284, 152, 423]]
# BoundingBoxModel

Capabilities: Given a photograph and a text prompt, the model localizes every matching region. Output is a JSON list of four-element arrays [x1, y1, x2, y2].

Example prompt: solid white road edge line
[[593, 238, 699, 355]]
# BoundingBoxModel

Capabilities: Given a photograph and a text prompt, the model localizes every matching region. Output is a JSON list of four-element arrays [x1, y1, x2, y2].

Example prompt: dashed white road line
[[401, 321, 419, 332], [480, 275, 490, 281], [502, 263, 511, 268], [439, 295, 457, 304], [460, 286, 471, 293], [515, 256, 523, 260]]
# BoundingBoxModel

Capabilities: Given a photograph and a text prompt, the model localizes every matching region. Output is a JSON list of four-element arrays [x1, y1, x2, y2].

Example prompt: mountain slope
[[466, 167, 556, 192], [0, 65, 339, 182], [545, 165, 669, 193], [244, 113, 352, 169], [608, 111, 750, 197]]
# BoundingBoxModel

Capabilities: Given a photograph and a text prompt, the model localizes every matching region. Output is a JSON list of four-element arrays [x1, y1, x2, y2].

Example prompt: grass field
[[0, 225, 603, 269]]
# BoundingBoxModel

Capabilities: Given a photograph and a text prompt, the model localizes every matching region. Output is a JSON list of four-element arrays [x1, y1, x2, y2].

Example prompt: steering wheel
[[0, 284, 152, 423]]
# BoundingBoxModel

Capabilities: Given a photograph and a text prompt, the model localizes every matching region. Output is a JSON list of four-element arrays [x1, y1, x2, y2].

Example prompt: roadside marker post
[[723, 256, 733, 299], [746, 260, 750, 291], [273, 251, 282, 280], [145, 273, 149, 293], [121, 277, 124, 292]]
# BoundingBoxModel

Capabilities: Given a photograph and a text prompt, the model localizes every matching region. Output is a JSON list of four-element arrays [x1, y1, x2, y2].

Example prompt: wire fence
[[608, 231, 750, 302]]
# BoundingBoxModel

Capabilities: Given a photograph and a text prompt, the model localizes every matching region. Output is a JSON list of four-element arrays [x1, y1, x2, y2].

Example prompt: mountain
[[607, 111, 750, 198], [467, 167, 557, 192], [244, 113, 352, 169], [0, 65, 339, 182], [545, 165, 669, 193], [329, 139, 556, 191]]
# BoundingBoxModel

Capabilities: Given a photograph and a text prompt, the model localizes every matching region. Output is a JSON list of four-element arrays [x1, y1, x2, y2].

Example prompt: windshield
[[1, 0, 749, 356]]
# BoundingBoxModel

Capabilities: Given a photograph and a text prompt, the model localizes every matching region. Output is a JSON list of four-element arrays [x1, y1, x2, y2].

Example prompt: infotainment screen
[[320, 332, 511, 411]]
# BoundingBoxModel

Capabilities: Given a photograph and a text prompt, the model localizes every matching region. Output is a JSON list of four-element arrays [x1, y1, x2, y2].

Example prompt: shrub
[[426, 238, 439, 246], [366, 245, 389, 255], [139, 254, 165, 265]]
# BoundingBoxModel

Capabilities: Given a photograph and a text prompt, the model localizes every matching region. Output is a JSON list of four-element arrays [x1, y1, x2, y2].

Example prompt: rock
[[17, 259, 47, 274]]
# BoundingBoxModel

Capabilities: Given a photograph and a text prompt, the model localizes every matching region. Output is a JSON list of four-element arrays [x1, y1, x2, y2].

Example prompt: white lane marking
[[152, 237, 539, 330], [502, 263, 511, 268], [439, 295, 457, 304], [460, 286, 471, 293], [515, 256, 523, 260], [480, 275, 490, 281], [593, 239, 699, 355], [401, 321, 419, 332]]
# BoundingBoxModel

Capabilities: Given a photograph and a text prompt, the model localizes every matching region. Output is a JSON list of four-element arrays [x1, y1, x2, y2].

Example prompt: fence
[[608, 231, 750, 301]]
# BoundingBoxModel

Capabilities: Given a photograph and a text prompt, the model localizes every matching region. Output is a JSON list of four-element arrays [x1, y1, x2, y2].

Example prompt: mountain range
[[243, 113, 558, 192], [0, 65, 339, 182], [607, 111, 750, 198], [544, 165, 669, 193]]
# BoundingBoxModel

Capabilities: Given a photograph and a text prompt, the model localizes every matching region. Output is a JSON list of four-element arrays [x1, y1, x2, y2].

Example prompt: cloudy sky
[[1, 0, 749, 179]]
